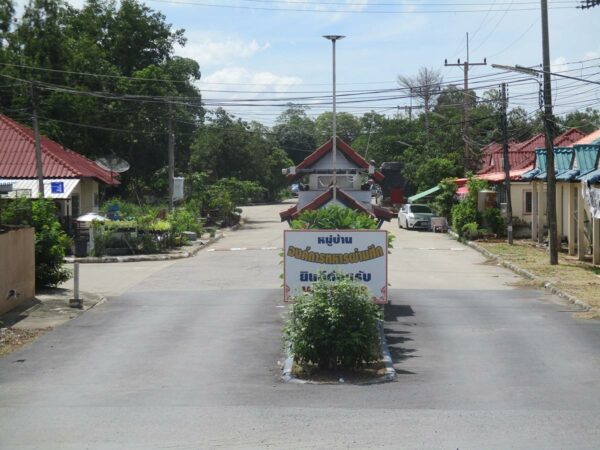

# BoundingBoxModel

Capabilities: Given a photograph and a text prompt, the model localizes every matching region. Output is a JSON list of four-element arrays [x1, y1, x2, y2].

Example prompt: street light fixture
[[323, 35, 345, 202], [491, 63, 541, 77]]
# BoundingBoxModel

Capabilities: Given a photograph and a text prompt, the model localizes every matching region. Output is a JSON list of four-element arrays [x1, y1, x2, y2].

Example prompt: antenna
[[95, 156, 130, 183]]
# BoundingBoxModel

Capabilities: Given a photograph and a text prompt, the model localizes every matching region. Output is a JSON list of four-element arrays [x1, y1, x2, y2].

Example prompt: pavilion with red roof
[[280, 137, 394, 226]]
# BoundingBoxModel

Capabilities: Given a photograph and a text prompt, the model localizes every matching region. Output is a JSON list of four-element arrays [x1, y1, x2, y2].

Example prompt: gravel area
[[0, 327, 48, 357]]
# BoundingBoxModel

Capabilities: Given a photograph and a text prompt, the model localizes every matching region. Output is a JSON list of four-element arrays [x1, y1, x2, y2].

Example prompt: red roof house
[[0, 114, 117, 218], [476, 129, 587, 179]]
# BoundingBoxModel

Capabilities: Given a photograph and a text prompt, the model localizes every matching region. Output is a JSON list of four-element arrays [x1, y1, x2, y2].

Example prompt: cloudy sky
[[60, 1, 600, 125]]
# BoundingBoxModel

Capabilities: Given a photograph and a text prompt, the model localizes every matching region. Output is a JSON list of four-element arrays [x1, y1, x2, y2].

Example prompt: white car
[[398, 204, 434, 230]]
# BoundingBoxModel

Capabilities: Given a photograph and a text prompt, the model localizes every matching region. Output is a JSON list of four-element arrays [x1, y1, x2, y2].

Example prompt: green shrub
[[2, 198, 71, 288], [461, 222, 479, 240], [291, 205, 378, 230], [291, 205, 395, 248], [167, 207, 202, 234], [91, 226, 111, 257], [482, 207, 505, 236], [451, 175, 489, 236], [284, 277, 382, 370], [451, 200, 479, 235], [433, 178, 458, 219]]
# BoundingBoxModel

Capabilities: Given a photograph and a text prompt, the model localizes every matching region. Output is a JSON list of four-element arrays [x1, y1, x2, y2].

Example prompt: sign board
[[284, 230, 388, 304], [50, 181, 64, 194]]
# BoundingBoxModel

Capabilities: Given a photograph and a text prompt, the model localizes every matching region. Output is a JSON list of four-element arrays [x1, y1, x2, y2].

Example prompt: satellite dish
[[95, 156, 130, 173]]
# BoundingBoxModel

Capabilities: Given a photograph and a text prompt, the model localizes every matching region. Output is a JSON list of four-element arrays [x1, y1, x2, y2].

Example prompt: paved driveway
[[1, 204, 599, 449]]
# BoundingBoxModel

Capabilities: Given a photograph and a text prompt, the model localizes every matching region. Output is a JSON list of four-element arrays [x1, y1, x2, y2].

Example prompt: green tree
[[314, 111, 362, 144], [189, 109, 290, 201], [557, 107, 600, 134], [272, 104, 316, 163]]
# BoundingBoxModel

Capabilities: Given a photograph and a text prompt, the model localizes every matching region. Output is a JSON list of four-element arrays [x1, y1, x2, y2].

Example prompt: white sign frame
[[284, 229, 388, 304]]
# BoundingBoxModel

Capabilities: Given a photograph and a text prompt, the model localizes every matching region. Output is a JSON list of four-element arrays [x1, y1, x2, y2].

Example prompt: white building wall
[[79, 179, 99, 214], [510, 182, 532, 224]]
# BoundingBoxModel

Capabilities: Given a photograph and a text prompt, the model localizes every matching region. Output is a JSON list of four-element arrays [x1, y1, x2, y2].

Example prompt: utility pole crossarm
[[444, 51, 487, 175]]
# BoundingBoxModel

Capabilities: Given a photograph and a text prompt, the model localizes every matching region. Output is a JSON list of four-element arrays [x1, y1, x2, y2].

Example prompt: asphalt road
[[1, 203, 600, 449]]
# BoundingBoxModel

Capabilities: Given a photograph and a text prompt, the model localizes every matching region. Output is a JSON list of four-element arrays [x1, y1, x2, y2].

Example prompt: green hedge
[[1, 198, 71, 288], [285, 277, 382, 370]]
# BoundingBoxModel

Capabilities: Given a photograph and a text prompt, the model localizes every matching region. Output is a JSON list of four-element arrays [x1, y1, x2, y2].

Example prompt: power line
[[146, 0, 574, 13], [0, 62, 197, 85]]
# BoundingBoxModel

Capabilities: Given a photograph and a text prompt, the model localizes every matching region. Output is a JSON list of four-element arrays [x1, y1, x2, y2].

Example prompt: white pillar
[[537, 182, 546, 243], [568, 185, 576, 256], [556, 183, 563, 241], [578, 184, 587, 261], [593, 218, 600, 266], [532, 183, 538, 241]]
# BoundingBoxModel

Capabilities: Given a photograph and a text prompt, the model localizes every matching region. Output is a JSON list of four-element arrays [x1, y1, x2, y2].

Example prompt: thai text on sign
[[284, 230, 388, 304]]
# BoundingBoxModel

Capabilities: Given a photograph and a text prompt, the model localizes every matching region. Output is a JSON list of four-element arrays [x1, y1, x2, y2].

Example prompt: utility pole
[[167, 99, 175, 212], [541, 0, 559, 265], [324, 35, 345, 202], [404, 104, 424, 121], [30, 82, 44, 198], [445, 32, 486, 174], [501, 83, 514, 245]]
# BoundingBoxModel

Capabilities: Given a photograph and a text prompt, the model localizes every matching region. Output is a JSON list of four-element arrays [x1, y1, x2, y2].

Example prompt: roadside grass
[[477, 240, 600, 312]]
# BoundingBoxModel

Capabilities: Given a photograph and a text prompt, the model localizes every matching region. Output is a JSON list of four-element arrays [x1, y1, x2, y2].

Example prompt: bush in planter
[[284, 276, 382, 370]]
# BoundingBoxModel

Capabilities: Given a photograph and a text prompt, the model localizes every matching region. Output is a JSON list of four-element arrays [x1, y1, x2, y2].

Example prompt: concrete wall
[[0, 227, 35, 315]]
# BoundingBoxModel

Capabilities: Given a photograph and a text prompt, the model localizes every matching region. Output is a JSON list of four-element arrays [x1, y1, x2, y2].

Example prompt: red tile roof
[[279, 187, 394, 222], [0, 114, 118, 185], [572, 128, 600, 145], [476, 129, 587, 175], [287, 137, 385, 183]]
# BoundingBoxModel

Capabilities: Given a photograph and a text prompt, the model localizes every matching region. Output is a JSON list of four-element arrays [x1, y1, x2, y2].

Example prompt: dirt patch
[[292, 361, 387, 384], [0, 328, 48, 357], [477, 239, 600, 311], [573, 309, 600, 320]]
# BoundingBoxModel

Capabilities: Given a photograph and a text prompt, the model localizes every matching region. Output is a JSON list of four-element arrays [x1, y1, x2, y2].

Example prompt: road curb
[[449, 230, 592, 312], [378, 320, 397, 382], [65, 223, 242, 264]]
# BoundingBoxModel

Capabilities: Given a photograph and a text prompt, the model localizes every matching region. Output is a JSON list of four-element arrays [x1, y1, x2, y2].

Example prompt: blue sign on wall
[[50, 181, 64, 194]]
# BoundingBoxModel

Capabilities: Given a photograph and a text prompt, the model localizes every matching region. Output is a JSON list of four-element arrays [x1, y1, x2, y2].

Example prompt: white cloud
[[345, 0, 370, 12], [584, 50, 600, 60], [201, 67, 302, 98], [176, 38, 270, 67], [551, 56, 569, 75], [281, 0, 368, 12]]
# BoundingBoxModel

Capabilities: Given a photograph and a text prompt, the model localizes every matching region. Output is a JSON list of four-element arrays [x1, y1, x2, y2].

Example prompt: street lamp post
[[323, 35, 345, 202]]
